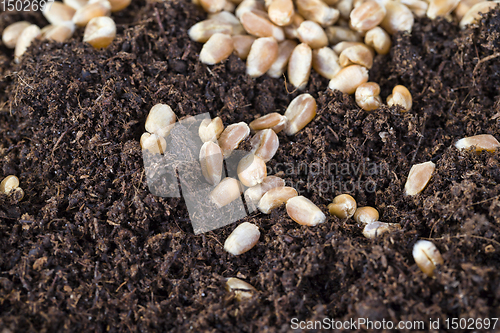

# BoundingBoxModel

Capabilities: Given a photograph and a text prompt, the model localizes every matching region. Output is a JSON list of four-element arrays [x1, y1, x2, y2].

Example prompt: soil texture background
[[1, 1, 500, 332]]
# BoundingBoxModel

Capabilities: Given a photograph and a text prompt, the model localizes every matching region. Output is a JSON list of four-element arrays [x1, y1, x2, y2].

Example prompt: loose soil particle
[[1, 1, 500, 332]]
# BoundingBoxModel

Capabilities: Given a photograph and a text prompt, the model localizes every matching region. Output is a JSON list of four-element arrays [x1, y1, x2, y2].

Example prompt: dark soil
[[1, 1, 500, 332]]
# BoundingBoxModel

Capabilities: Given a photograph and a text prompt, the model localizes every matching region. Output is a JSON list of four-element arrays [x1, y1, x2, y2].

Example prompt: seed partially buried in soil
[[355, 82, 382, 111], [226, 277, 257, 300], [362, 221, 401, 239], [0, 175, 24, 201], [454, 134, 500, 152], [459, 1, 499, 28], [0, 175, 20, 194], [412, 240, 444, 277], [387, 85, 412, 112]]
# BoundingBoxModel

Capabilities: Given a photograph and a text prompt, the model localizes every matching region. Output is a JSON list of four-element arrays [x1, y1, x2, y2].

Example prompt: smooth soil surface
[[1, 1, 500, 332]]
